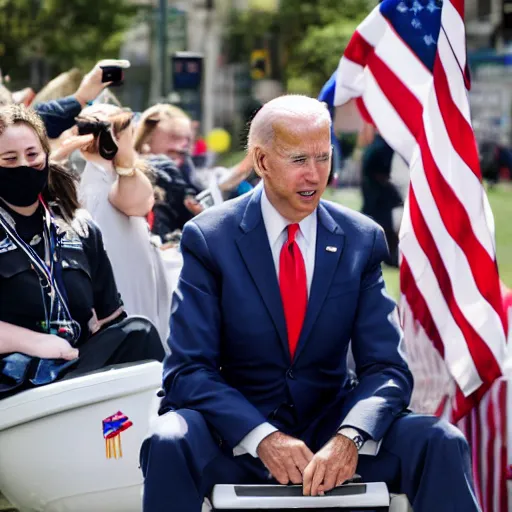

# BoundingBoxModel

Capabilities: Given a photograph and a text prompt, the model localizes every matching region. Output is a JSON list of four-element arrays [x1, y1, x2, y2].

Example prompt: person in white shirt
[[77, 104, 171, 343]]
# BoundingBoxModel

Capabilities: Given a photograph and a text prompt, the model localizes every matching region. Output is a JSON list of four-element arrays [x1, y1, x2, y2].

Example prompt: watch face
[[353, 435, 364, 450]]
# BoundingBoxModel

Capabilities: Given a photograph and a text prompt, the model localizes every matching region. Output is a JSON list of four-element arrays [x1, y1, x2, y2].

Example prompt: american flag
[[321, 0, 509, 509], [328, 0, 508, 421]]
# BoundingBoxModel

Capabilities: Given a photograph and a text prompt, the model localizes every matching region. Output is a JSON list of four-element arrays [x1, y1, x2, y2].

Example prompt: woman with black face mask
[[0, 104, 164, 399]]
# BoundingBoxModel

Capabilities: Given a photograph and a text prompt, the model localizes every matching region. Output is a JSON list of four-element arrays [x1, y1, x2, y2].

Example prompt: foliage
[[0, 0, 137, 81], [224, 0, 375, 95]]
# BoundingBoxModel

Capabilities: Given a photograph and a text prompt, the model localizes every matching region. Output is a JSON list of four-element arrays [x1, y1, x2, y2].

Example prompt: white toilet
[[0, 361, 162, 512]]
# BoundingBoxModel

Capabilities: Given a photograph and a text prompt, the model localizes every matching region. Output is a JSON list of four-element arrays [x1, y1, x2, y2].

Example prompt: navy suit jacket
[[161, 187, 413, 449]]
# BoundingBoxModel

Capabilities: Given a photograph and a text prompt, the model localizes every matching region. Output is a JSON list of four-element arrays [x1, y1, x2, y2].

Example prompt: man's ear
[[252, 146, 268, 178]]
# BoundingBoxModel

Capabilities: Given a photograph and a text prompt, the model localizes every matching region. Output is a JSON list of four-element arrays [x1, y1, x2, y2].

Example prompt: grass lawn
[[217, 150, 247, 168], [324, 184, 512, 300]]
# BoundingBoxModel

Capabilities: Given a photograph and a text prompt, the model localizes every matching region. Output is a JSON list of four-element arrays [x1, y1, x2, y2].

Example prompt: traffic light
[[250, 49, 270, 80], [172, 52, 203, 90]]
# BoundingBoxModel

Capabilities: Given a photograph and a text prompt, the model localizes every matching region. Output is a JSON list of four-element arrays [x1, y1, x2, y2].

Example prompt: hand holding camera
[[98, 59, 130, 87], [74, 59, 130, 107]]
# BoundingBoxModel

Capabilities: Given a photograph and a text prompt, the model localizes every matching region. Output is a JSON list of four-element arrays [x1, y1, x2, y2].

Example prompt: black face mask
[[0, 161, 49, 207]]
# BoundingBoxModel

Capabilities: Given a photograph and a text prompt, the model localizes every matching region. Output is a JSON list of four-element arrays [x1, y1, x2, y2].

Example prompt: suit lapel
[[293, 203, 345, 363], [236, 189, 289, 359]]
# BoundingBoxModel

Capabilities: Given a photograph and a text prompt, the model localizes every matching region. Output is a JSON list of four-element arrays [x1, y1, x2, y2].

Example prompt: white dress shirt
[[233, 187, 379, 458]]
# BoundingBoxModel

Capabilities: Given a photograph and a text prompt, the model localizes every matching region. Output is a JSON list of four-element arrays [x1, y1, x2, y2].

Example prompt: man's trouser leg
[[356, 414, 481, 512], [140, 409, 267, 512]]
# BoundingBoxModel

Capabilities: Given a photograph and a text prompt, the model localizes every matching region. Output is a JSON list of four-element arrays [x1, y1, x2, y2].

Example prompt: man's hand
[[257, 431, 314, 485], [303, 434, 358, 496]]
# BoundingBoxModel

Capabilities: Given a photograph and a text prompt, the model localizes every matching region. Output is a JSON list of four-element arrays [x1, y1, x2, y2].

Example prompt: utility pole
[[158, 0, 168, 98], [202, 0, 216, 134]]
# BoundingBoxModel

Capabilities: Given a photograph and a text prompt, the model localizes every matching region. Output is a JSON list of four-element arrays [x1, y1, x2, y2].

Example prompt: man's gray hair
[[247, 95, 331, 151]]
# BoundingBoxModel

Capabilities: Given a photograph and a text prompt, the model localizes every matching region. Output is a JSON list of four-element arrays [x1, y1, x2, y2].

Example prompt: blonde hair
[[134, 103, 190, 153], [32, 68, 83, 105]]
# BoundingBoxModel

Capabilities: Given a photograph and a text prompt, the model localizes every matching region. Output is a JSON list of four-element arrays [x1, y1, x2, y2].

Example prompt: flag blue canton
[[380, 0, 443, 71]]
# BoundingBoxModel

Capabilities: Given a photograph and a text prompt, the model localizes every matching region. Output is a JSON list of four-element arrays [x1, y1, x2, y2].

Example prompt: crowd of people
[[0, 61, 254, 397]]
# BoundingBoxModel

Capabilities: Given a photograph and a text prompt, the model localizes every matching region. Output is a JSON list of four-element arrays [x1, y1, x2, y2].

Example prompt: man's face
[[256, 118, 331, 222]]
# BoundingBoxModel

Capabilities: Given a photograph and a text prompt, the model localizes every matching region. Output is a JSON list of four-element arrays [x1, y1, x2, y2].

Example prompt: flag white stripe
[[362, 70, 416, 162], [479, 390, 491, 508], [374, 25, 432, 105], [492, 381, 503, 512], [356, 6, 387, 47], [409, 141, 505, 366], [370, 34, 497, 264], [440, 0, 467, 73], [401, 297, 455, 414], [334, 58, 366, 106], [423, 82, 497, 260], [437, 30, 471, 123], [400, 197, 483, 395]]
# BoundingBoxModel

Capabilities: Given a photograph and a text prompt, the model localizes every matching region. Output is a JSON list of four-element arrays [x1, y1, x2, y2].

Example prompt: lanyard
[[0, 201, 80, 344]]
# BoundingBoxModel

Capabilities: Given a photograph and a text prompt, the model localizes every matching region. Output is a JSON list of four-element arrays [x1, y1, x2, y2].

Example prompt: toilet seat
[[0, 361, 162, 431]]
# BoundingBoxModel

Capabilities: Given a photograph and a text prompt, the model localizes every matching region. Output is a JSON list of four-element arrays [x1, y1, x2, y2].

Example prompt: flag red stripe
[[399, 256, 444, 357], [485, 389, 497, 512], [424, 171, 502, 322], [408, 188, 502, 386], [344, 31, 374, 68], [453, 383, 490, 422], [367, 55, 422, 137], [498, 380, 508, 512], [433, 55, 480, 181], [368, 54, 506, 341], [419, 128, 506, 334], [368, 23, 506, 335], [448, 0, 465, 21]]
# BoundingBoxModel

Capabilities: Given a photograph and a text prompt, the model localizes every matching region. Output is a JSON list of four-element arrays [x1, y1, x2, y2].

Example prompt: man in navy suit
[[140, 95, 480, 512]]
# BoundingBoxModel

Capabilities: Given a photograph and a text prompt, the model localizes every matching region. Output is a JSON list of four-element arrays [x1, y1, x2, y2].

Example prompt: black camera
[[99, 59, 130, 87]]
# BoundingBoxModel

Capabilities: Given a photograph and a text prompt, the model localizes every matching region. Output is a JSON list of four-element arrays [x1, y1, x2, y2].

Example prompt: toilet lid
[[0, 361, 163, 430]]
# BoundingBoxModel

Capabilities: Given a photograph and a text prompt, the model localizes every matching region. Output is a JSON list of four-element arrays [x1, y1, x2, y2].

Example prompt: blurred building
[[120, 0, 282, 139], [120, 0, 512, 145]]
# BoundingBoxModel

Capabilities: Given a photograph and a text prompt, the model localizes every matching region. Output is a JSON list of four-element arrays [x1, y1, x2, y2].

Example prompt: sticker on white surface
[[102, 411, 133, 459]]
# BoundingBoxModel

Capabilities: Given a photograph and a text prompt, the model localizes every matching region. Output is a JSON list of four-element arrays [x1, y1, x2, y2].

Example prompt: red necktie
[[279, 224, 307, 359]]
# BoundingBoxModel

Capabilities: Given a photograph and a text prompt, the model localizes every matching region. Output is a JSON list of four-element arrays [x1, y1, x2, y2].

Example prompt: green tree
[[224, 0, 374, 95], [0, 0, 137, 82]]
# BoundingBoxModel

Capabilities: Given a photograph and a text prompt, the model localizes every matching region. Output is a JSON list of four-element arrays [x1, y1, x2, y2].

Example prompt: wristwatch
[[338, 427, 365, 451]]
